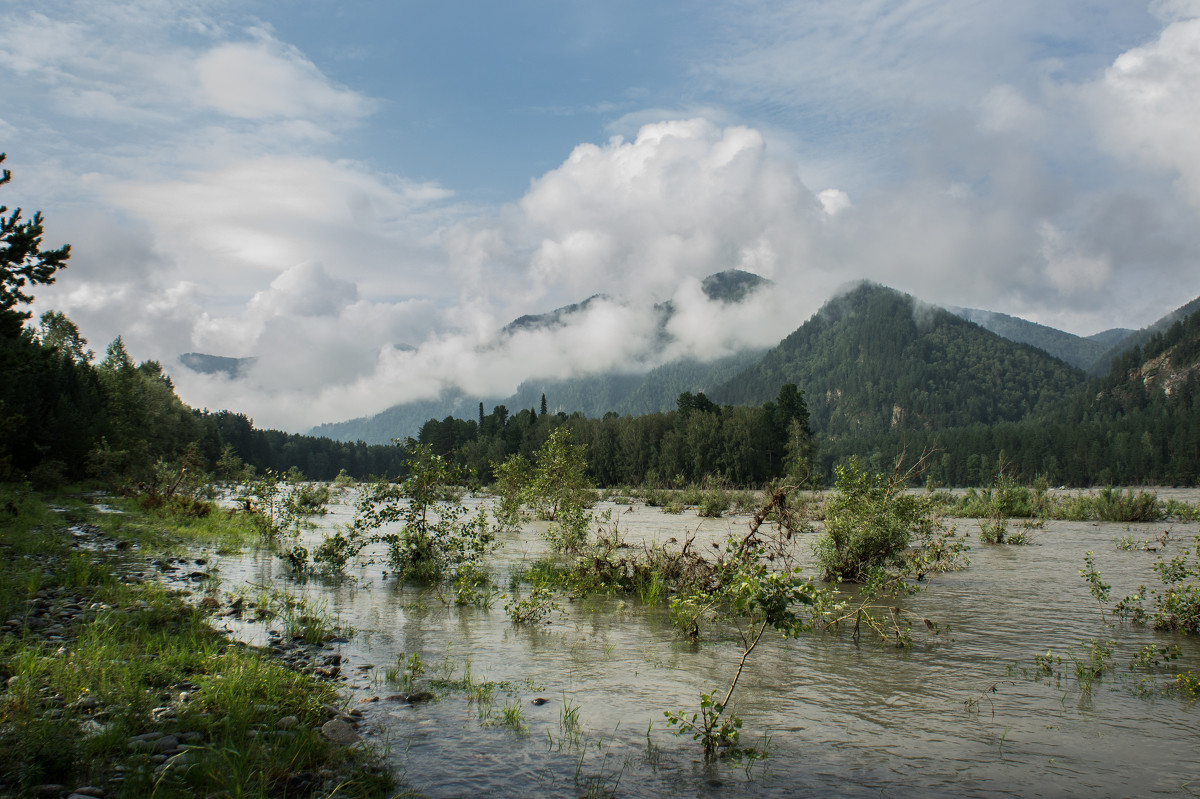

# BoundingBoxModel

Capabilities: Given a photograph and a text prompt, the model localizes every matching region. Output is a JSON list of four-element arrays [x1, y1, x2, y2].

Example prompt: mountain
[[503, 294, 611, 335], [712, 282, 1088, 436], [310, 351, 765, 444], [310, 390, 475, 444], [1088, 293, 1200, 376], [948, 307, 1130, 371], [504, 350, 764, 418], [178, 352, 257, 379], [701, 270, 770, 303], [1093, 300, 1200, 408]]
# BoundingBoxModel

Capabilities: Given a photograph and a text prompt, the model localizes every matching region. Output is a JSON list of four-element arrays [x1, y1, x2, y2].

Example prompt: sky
[[4, 0, 1200, 431]]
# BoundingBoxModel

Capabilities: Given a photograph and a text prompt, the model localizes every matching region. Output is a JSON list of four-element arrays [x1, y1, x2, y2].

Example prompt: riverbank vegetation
[[0, 484, 401, 798]]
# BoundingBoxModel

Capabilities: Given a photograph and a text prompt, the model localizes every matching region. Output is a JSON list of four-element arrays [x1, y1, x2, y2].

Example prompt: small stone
[[70, 788, 105, 799], [29, 785, 66, 798], [530, 697, 549, 706], [154, 735, 179, 753], [277, 715, 299, 730], [320, 718, 359, 745]]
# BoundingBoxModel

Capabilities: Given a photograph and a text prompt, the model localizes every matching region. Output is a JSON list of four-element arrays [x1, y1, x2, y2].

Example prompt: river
[[204, 491, 1200, 798]]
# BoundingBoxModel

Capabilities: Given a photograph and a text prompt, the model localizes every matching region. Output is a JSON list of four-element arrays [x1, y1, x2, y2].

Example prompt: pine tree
[[1, 154, 71, 335]]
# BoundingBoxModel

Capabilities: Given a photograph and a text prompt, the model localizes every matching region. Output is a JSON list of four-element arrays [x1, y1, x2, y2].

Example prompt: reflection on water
[[209, 492, 1200, 798]]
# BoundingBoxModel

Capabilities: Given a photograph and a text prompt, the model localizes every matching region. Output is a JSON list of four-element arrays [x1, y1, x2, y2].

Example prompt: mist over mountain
[[309, 271, 773, 443], [311, 278, 1129, 445]]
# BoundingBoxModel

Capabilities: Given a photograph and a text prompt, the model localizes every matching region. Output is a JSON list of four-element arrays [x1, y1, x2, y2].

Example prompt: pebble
[[320, 718, 360, 745], [277, 715, 299, 730], [29, 785, 66, 798]]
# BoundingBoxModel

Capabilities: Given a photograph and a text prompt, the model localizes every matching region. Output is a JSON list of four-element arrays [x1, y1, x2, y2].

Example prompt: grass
[[96, 493, 263, 554], [0, 483, 401, 798]]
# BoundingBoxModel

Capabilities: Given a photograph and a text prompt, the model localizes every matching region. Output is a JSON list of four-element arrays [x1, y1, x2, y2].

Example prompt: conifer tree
[[0, 154, 71, 335]]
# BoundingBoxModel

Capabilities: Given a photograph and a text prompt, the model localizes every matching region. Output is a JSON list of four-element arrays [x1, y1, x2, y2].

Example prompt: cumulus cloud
[[446, 119, 822, 315]]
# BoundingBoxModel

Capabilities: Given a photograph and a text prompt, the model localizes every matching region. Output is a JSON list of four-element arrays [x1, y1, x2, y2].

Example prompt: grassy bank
[[0, 484, 406, 799]]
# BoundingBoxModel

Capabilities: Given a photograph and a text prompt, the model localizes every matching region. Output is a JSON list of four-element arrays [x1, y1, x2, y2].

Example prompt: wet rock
[[156, 734, 180, 753], [69, 788, 105, 798], [320, 718, 359, 745], [530, 697, 549, 706]]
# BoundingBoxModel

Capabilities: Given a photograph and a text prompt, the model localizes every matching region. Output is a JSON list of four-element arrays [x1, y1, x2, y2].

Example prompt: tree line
[[417, 384, 814, 488]]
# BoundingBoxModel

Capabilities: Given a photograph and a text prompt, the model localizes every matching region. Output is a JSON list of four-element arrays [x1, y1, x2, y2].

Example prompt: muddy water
[[212, 493, 1200, 798]]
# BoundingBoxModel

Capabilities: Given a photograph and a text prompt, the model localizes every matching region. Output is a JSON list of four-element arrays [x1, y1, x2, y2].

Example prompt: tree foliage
[[0, 154, 70, 332]]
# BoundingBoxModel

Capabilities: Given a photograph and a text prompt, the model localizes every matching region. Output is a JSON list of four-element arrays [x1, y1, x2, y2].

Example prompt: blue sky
[[4, 0, 1200, 430]]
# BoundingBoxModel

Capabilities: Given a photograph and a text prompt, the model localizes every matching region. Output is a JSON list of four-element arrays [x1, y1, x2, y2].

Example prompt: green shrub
[[814, 458, 956, 582], [1093, 487, 1163, 522]]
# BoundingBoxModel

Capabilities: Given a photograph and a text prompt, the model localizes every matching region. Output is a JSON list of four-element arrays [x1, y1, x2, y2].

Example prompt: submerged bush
[[350, 441, 496, 582], [1093, 487, 1164, 523], [1106, 534, 1200, 635], [814, 458, 960, 582]]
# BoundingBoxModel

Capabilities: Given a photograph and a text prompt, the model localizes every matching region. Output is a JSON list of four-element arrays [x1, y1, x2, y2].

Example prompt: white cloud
[[817, 188, 851, 216], [1088, 15, 1200, 211], [979, 84, 1046, 136], [104, 156, 453, 296], [196, 38, 374, 121]]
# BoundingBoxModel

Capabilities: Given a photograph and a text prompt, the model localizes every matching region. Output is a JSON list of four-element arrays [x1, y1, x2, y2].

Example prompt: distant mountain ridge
[[306, 276, 1200, 446], [310, 270, 772, 443], [178, 352, 257, 379], [1088, 293, 1200, 376], [948, 307, 1130, 371]]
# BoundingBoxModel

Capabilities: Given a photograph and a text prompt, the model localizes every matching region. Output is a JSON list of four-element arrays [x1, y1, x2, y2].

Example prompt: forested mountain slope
[[818, 301, 1200, 486], [713, 282, 1088, 437], [949, 307, 1129, 371], [1088, 293, 1200, 376]]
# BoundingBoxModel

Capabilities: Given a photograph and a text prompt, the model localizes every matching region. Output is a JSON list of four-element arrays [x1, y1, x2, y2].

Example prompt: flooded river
[[206, 492, 1200, 798]]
